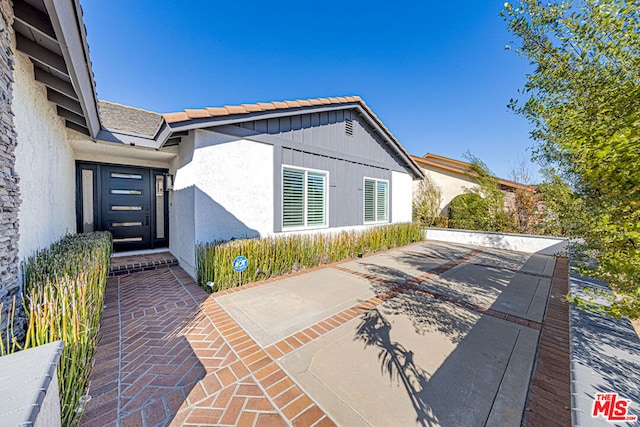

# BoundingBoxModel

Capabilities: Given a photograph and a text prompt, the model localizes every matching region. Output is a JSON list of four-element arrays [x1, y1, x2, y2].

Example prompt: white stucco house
[[77, 98, 424, 276], [0, 0, 424, 290], [410, 153, 533, 216]]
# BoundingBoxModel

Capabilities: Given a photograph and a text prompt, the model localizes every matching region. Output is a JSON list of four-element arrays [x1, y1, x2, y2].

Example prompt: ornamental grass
[[196, 222, 423, 292], [1, 232, 112, 426]]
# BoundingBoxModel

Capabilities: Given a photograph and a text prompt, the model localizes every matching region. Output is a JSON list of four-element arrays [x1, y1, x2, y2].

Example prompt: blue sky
[[82, 1, 539, 181]]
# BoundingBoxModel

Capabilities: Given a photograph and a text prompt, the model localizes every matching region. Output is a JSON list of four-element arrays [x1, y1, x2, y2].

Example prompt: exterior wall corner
[[0, 0, 25, 342]]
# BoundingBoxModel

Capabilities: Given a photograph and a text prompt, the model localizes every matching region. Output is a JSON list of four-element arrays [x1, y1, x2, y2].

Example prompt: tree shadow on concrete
[[354, 308, 439, 427], [570, 275, 640, 415], [349, 244, 558, 425], [407, 241, 475, 260], [351, 255, 503, 343]]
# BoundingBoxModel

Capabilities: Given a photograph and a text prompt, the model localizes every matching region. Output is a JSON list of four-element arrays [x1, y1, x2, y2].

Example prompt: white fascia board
[[96, 129, 161, 149], [154, 122, 173, 147], [43, 0, 101, 138]]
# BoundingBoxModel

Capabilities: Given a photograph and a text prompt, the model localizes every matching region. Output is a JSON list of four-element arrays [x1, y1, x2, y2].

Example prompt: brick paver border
[[168, 267, 336, 426], [521, 257, 571, 426]]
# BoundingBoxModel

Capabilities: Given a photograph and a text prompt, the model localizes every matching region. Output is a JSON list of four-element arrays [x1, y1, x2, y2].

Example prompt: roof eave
[[412, 155, 534, 192], [43, 0, 100, 138], [165, 101, 424, 180], [96, 129, 160, 149]]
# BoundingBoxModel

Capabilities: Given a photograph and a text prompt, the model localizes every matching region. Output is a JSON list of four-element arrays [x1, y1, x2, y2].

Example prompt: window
[[283, 167, 328, 229], [364, 178, 388, 223]]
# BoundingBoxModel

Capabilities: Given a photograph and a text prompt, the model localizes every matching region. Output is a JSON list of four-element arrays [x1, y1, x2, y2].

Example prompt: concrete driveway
[[83, 241, 565, 427], [215, 241, 556, 426]]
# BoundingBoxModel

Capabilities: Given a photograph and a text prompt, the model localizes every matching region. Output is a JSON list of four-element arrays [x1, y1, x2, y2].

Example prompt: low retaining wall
[[426, 228, 568, 255], [0, 341, 64, 427]]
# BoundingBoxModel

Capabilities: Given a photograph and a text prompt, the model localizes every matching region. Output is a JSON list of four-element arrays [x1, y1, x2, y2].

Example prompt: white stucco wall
[[426, 228, 568, 255], [68, 130, 177, 169], [169, 132, 197, 276], [13, 52, 76, 260], [414, 165, 479, 216], [391, 171, 413, 223], [170, 130, 274, 276]]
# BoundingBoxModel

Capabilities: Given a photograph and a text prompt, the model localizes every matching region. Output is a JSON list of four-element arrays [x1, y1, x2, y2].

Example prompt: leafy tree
[[446, 153, 513, 231], [449, 193, 489, 230], [413, 174, 443, 226], [535, 170, 586, 237], [509, 157, 542, 234], [463, 152, 512, 232], [503, 0, 640, 317]]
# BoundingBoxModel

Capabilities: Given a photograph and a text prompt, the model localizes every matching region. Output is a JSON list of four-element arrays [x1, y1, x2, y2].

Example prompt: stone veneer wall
[[0, 1, 24, 342]]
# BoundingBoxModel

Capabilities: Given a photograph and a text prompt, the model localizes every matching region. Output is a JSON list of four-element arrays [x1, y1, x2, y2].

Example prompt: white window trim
[[363, 177, 389, 224], [282, 165, 329, 231]]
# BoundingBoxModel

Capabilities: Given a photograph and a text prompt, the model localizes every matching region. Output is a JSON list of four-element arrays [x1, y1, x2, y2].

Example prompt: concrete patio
[[82, 241, 570, 426]]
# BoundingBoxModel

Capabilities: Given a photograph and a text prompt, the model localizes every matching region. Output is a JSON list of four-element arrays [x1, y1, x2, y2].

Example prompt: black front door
[[101, 165, 152, 251], [76, 162, 169, 252]]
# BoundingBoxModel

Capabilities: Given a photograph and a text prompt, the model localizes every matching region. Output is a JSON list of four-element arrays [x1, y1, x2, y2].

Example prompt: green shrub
[[448, 193, 488, 230], [1, 232, 112, 426], [413, 175, 443, 226], [430, 216, 449, 228], [196, 223, 423, 292]]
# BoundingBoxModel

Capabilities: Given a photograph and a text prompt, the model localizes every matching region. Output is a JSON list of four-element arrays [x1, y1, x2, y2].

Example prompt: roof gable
[[162, 96, 423, 179]]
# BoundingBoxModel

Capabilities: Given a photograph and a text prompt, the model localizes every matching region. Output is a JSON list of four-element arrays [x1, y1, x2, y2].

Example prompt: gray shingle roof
[[98, 100, 163, 138]]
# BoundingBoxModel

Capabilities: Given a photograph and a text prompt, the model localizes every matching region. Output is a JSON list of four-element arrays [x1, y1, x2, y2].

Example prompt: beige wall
[[414, 164, 479, 216]]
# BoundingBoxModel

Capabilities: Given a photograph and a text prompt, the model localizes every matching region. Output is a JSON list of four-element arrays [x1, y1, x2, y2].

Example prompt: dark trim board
[[75, 161, 169, 251]]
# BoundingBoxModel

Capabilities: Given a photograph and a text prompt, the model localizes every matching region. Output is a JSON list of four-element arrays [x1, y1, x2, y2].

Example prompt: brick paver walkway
[[82, 266, 333, 426]]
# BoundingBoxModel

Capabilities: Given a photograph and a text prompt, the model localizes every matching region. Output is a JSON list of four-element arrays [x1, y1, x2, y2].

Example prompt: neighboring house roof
[[411, 153, 534, 192], [98, 100, 163, 138], [162, 96, 424, 179], [13, 0, 101, 138]]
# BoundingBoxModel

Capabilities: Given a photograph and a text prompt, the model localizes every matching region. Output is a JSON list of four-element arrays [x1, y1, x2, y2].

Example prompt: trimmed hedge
[[196, 223, 424, 292]]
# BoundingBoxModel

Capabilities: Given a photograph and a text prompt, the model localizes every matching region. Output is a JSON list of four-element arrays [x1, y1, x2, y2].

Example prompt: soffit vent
[[345, 119, 354, 137]]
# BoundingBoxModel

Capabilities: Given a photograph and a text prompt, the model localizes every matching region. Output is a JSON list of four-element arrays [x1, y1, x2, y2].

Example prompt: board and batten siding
[[227, 107, 413, 230], [237, 108, 406, 173], [277, 146, 391, 230]]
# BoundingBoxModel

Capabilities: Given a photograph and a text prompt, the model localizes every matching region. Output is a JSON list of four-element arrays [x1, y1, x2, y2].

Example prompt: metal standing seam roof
[[161, 96, 420, 174]]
